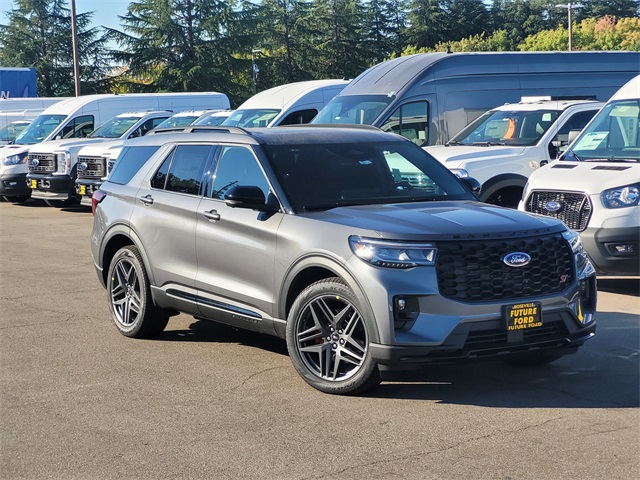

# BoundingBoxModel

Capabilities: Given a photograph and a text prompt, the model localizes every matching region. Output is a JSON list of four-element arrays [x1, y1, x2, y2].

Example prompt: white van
[[519, 75, 640, 276], [425, 97, 603, 207], [0, 92, 230, 202], [222, 80, 349, 128]]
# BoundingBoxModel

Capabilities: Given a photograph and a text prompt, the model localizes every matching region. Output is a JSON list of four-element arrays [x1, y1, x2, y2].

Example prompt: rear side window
[[60, 115, 94, 138], [108, 146, 160, 185], [152, 145, 213, 195]]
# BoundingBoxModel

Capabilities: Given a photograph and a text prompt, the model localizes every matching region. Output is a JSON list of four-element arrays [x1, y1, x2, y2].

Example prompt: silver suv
[[91, 126, 597, 395]]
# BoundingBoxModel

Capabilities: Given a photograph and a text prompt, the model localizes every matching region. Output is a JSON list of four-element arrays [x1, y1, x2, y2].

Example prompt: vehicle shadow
[[156, 313, 638, 408], [5, 198, 91, 213], [597, 277, 640, 296]]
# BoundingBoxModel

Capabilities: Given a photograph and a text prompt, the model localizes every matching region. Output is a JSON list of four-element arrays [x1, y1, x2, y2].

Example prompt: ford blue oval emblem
[[30, 158, 39, 167], [77, 162, 88, 172], [544, 200, 562, 212], [503, 252, 531, 267]]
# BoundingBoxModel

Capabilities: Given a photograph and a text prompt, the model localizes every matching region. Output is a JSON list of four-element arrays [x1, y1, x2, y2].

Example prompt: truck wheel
[[107, 245, 169, 338], [286, 278, 381, 395]]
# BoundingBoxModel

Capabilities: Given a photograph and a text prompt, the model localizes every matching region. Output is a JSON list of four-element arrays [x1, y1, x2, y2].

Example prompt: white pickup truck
[[519, 77, 639, 276], [424, 97, 603, 208]]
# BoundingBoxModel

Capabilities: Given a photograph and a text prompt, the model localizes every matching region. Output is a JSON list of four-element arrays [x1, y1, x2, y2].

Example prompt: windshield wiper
[[583, 157, 638, 163], [472, 141, 505, 147], [445, 140, 465, 146]]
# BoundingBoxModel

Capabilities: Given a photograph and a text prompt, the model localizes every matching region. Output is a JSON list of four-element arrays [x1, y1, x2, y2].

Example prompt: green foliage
[[0, 0, 110, 96]]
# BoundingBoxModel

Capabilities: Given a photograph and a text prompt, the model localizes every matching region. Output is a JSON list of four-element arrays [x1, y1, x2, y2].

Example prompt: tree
[[490, 0, 550, 50], [405, 0, 446, 49], [107, 0, 249, 102], [362, 0, 408, 63], [445, 0, 490, 43], [0, 0, 110, 96]]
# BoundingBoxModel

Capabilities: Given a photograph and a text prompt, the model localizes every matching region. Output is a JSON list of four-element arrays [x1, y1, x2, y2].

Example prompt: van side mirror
[[460, 177, 481, 196]]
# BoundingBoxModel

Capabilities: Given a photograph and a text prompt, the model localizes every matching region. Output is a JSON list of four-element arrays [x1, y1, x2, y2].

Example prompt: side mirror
[[567, 129, 582, 145], [460, 177, 481, 197], [224, 185, 276, 211]]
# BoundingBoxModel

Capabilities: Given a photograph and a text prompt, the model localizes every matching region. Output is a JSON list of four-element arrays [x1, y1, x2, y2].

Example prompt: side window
[[552, 110, 599, 157], [211, 146, 269, 200], [151, 145, 213, 195], [109, 146, 160, 185], [129, 117, 168, 138], [279, 109, 318, 125], [60, 115, 94, 139], [380, 101, 429, 146]]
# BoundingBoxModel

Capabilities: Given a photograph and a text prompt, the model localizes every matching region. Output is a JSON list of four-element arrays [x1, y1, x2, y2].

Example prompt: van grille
[[77, 156, 106, 180], [28, 153, 55, 173], [436, 234, 574, 303], [525, 191, 592, 230]]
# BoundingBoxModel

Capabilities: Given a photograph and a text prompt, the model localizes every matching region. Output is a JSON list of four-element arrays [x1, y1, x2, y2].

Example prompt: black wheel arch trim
[[480, 173, 528, 202]]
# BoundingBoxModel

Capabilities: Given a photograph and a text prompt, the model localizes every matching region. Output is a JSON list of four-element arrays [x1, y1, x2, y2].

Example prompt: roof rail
[[284, 123, 382, 131], [520, 95, 598, 102], [148, 126, 249, 135]]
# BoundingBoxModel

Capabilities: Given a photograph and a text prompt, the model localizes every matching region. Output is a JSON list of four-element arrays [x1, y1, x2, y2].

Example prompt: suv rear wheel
[[107, 245, 169, 338], [286, 278, 381, 395]]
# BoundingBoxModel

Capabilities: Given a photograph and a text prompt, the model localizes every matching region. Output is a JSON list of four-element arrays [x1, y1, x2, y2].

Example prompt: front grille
[[28, 153, 55, 173], [525, 190, 592, 230], [77, 156, 105, 180], [436, 234, 574, 302], [107, 159, 116, 175], [465, 320, 567, 353]]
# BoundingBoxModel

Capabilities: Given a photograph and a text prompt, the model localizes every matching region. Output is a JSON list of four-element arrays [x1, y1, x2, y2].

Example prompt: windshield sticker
[[576, 132, 608, 150]]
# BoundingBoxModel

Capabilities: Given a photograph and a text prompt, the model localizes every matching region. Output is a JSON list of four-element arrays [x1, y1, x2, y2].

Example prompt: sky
[[1, 1, 132, 32]]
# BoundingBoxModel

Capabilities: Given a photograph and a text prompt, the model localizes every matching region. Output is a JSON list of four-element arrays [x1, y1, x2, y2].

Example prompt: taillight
[[92, 189, 106, 215]]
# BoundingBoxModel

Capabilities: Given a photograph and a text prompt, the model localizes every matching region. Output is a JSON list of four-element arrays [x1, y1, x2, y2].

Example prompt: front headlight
[[55, 152, 71, 174], [449, 168, 469, 178], [3, 153, 28, 165], [349, 236, 437, 268], [602, 183, 639, 209], [562, 230, 595, 279]]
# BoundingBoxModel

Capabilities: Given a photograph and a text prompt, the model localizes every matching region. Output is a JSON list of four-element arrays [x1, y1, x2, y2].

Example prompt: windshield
[[311, 94, 393, 125], [0, 121, 30, 142], [264, 141, 474, 213], [221, 109, 280, 128], [89, 116, 141, 138], [155, 115, 200, 129], [563, 100, 640, 163], [192, 112, 231, 126], [14, 114, 66, 145], [450, 109, 559, 146]]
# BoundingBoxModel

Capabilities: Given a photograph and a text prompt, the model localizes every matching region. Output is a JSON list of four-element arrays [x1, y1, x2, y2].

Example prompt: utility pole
[[556, 3, 584, 51], [251, 49, 262, 95], [70, 0, 81, 96]]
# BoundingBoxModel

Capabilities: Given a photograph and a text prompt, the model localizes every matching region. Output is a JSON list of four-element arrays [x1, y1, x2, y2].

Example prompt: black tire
[[286, 278, 381, 395], [503, 351, 564, 366], [106, 245, 169, 338]]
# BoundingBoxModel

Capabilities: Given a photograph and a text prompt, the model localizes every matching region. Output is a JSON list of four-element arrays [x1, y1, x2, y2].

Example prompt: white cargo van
[[221, 80, 349, 128], [425, 97, 603, 207], [519, 75, 640, 276], [0, 92, 230, 202]]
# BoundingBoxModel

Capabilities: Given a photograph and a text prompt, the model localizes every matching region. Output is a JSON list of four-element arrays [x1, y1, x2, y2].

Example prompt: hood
[[79, 140, 125, 157], [28, 138, 106, 154], [425, 145, 528, 166], [304, 200, 566, 241], [527, 161, 640, 194], [0, 144, 30, 158]]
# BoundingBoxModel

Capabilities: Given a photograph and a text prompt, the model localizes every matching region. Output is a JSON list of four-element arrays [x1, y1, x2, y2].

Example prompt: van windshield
[[221, 109, 280, 128], [90, 116, 142, 138], [563, 100, 640, 163], [14, 114, 67, 145], [449, 109, 559, 147], [312, 95, 393, 125], [0, 121, 31, 143]]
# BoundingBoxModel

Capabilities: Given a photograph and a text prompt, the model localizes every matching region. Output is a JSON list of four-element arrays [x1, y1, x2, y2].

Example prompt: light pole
[[556, 3, 584, 51], [70, 0, 81, 96], [251, 48, 262, 95]]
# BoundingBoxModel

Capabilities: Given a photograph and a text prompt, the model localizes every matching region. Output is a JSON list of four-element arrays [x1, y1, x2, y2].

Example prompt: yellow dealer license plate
[[505, 302, 542, 331], [30, 180, 37, 189], [79, 185, 86, 195]]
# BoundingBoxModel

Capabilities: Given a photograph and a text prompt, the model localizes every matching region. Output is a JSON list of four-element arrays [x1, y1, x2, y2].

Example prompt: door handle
[[140, 194, 154, 205], [203, 209, 221, 221]]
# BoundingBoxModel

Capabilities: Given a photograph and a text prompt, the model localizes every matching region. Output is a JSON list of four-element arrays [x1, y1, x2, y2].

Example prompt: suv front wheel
[[107, 245, 169, 338], [286, 278, 381, 395]]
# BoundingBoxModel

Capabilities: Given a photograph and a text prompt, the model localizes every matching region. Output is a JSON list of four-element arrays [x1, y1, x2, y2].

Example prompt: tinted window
[[151, 150, 172, 190], [129, 117, 169, 138], [279, 109, 318, 125], [60, 115, 94, 138], [162, 145, 213, 195], [211, 146, 269, 200], [109, 146, 160, 185]]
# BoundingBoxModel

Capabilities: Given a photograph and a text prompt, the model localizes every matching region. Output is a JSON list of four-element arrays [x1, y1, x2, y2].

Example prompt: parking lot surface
[[1, 199, 638, 479]]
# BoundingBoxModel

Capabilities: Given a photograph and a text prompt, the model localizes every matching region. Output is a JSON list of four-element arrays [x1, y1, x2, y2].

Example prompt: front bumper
[[75, 179, 103, 198], [0, 172, 31, 197], [581, 226, 640, 276], [27, 174, 76, 201]]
